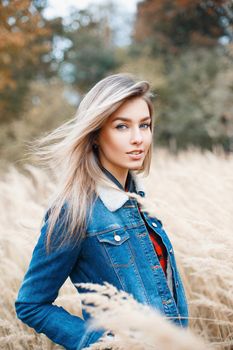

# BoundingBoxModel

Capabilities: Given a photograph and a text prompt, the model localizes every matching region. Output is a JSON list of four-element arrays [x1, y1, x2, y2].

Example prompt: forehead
[[108, 97, 150, 122]]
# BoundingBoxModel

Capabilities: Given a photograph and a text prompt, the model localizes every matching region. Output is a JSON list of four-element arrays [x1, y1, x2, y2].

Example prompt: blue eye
[[115, 123, 151, 130], [116, 124, 127, 130], [140, 123, 151, 129]]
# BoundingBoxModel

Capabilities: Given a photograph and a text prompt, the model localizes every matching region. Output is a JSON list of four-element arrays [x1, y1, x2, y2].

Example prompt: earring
[[93, 143, 98, 150]]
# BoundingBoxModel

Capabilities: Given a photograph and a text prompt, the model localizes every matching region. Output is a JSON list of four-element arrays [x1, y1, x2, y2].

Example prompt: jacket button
[[114, 235, 121, 242], [162, 299, 172, 305], [152, 222, 158, 227], [176, 281, 179, 287]]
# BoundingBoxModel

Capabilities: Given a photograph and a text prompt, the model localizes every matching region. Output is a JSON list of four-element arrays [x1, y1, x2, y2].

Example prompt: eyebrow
[[112, 116, 151, 122]]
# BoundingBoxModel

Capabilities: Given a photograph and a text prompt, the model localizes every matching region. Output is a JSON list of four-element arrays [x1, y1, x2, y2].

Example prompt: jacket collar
[[96, 168, 145, 212]]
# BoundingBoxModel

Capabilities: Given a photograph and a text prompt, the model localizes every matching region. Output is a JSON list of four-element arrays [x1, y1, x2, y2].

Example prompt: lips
[[127, 150, 144, 155], [127, 151, 144, 160]]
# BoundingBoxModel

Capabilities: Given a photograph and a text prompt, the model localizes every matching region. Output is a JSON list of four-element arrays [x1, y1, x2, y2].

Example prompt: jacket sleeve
[[15, 210, 105, 350]]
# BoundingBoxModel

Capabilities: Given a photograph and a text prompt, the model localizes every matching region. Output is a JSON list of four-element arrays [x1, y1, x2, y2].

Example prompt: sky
[[44, 0, 139, 19]]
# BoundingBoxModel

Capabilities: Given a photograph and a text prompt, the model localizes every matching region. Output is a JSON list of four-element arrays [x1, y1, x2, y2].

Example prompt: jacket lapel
[[96, 171, 145, 212]]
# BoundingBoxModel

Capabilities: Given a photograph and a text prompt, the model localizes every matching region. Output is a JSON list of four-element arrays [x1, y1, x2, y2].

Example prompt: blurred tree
[[131, 0, 233, 151], [61, 4, 121, 93], [153, 48, 233, 152], [133, 0, 233, 55], [0, 0, 62, 123], [0, 79, 76, 165]]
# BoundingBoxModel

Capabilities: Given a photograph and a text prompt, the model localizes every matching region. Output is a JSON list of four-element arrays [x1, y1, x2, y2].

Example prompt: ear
[[92, 133, 99, 150], [93, 133, 99, 146]]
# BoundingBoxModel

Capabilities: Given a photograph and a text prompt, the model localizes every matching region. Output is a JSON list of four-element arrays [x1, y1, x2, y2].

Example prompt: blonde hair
[[33, 73, 155, 252]]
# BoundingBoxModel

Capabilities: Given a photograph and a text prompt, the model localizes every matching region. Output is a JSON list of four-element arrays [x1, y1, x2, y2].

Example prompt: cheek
[[99, 130, 125, 153], [107, 135, 125, 153], [145, 131, 152, 146]]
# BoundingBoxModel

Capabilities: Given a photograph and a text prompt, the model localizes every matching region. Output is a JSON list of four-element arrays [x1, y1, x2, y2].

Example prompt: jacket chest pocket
[[96, 229, 133, 268]]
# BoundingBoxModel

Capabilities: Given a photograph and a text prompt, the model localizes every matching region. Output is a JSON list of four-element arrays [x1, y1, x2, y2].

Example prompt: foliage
[[133, 0, 233, 54], [61, 4, 121, 93], [130, 0, 233, 151], [0, 0, 232, 154], [0, 79, 75, 167], [155, 48, 233, 151], [0, 0, 62, 123]]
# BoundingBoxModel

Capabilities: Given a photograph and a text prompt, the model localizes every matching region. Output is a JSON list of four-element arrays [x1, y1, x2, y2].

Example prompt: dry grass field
[[0, 148, 232, 350]]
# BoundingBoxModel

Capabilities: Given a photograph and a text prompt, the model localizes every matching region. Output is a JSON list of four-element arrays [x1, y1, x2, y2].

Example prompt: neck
[[114, 170, 128, 190], [101, 164, 128, 190]]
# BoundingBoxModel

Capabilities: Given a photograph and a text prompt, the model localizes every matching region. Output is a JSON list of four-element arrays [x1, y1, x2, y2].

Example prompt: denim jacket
[[15, 169, 189, 350]]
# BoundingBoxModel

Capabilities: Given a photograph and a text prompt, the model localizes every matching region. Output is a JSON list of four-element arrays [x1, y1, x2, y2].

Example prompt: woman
[[15, 73, 189, 350]]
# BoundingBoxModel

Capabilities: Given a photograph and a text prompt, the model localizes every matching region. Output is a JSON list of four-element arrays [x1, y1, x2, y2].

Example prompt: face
[[96, 96, 152, 181]]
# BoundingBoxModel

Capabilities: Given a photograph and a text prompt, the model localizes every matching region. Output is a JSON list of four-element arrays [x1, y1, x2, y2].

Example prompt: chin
[[129, 164, 143, 170]]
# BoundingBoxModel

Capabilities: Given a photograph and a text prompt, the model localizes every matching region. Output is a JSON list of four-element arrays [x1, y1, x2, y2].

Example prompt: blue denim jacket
[[15, 168, 189, 350]]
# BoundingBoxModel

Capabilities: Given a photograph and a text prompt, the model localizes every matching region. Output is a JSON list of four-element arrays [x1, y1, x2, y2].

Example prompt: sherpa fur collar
[[96, 171, 145, 212]]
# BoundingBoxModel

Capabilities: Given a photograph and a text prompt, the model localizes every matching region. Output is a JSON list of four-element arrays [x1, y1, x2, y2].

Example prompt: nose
[[130, 126, 143, 145]]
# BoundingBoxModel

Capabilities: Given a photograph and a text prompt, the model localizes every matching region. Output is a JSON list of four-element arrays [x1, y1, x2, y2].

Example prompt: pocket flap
[[97, 229, 129, 245]]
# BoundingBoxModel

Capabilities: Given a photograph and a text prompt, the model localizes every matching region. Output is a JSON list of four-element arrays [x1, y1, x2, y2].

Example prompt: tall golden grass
[[0, 149, 232, 349]]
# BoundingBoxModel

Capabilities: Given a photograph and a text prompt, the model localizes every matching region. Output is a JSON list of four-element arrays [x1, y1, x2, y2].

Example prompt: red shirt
[[125, 180, 167, 276], [138, 205, 167, 276]]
